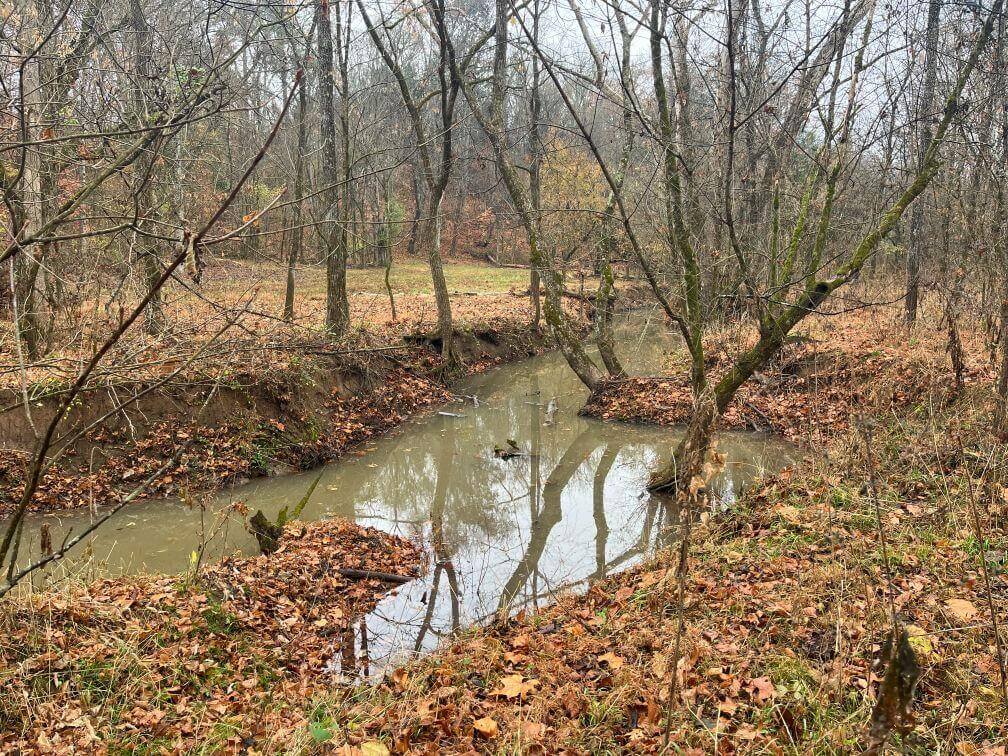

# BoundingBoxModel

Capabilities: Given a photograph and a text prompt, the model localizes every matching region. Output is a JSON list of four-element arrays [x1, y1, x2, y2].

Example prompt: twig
[[661, 495, 693, 752], [336, 568, 413, 585], [859, 420, 899, 630], [959, 442, 1008, 703]]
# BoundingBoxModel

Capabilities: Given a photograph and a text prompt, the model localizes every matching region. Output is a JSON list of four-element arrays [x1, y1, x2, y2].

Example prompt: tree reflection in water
[[358, 362, 780, 671], [17, 315, 791, 676]]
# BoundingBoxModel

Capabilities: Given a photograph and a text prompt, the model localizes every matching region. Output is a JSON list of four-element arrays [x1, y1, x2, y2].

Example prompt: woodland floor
[[316, 396, 1007, 754], [1, 283, 1007, 753], [0, 519, 423, 752], [583, 304, 995, 443]]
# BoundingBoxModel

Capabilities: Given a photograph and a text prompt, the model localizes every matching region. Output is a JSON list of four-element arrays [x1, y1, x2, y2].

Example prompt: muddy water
[[18, 311, 793, 671]]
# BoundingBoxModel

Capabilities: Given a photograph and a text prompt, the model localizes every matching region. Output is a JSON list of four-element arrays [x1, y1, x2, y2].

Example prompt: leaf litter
[[0, 519, 421, 753]]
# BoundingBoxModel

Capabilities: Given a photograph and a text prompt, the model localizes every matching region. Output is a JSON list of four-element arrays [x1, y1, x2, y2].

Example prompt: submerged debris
[[493, 438, 523, 459]]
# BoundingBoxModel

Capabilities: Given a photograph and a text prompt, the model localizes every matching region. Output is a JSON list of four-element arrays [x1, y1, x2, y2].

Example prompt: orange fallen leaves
[[745, 676, 776, 704], [1, 520, 421, 752], [472, 716, 499, 739], [489, 673, 540, 700], [599, 651, 625, 670], [945, 598, 979, 621]]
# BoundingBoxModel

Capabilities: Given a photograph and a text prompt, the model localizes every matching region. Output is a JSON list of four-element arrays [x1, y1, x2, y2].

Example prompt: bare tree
[[905, 0, 942, 325], [357, 0, 462, 364], [518, 0, 1003, 493], [316, 0, 349, 336]]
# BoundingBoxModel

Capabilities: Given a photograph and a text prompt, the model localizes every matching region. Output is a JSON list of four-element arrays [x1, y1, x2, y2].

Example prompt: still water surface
[[19, 312, 793, 670]]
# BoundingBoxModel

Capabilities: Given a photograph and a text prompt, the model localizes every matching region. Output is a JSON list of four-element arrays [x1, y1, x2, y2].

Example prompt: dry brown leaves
[[584, 310, 994, 443], [0, 519, 421, 753]]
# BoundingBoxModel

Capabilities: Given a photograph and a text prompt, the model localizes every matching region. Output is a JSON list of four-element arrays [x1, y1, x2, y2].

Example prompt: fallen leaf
[[522, 721, 546, 740], [416, 698, 436, 725], [746, 676, 776, 704], [599, 651, 624, 670], [736, 724, 761, 740], [718, 698, 739, 716], [562, 689, 585, 717], [490, 674, 538, 700], [945, 599, 978, 621], [473, 717, 499, 739]]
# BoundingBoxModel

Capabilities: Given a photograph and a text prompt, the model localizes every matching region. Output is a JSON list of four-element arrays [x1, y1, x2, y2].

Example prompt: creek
[[18, 311, 793, 673]]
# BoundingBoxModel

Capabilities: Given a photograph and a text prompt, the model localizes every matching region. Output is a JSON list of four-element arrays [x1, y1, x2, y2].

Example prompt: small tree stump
[[249, 510, 283, 554]]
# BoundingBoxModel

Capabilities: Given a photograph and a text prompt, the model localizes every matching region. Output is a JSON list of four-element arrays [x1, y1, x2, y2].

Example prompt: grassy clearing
[[354, 260, 532, 296]]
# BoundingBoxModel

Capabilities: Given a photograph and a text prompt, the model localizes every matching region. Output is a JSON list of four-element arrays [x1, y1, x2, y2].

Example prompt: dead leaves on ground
[[945, 598, 980, 621], [583, 311, 994, 442], [0, 520, 420, 753], [489, 673, 540, 700]]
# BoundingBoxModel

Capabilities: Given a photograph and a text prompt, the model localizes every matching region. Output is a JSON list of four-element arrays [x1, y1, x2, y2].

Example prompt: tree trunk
[[129, 0, 166, 336], [317, 0, 348, 337], [476, 0, 600, 389], [406, 167, 421, 258], [648, 388, 719, 493], [905, 0, 941, 325], [448, 191, 464, 259], [528, 0, 544, 333], [595, 254, 625, 379], [15, 15, 54, 357], [422, 191, 456, 365], [284, 72, 309, 321], [383, 176, 397, 321]]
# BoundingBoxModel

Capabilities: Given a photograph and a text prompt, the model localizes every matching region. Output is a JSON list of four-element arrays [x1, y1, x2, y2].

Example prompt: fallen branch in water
[[336, 567, 413, 585]]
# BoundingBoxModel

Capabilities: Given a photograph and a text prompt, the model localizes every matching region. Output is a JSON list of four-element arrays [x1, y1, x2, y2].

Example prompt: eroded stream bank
[[16, 312, 794, 673], [0, 320, 553, 517]]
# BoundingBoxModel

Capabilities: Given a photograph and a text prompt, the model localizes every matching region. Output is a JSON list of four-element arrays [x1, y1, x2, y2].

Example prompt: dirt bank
[[583, 312, 994, 443], [0, 319, 556, 516]]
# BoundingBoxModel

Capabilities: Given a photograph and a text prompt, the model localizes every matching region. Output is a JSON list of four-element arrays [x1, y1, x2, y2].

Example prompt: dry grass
[[0, 259, 553, 392]]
